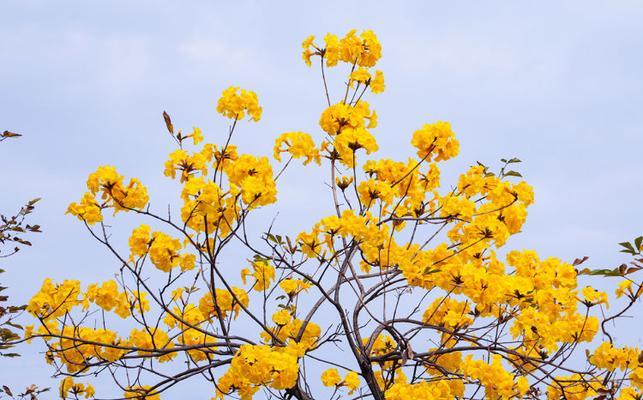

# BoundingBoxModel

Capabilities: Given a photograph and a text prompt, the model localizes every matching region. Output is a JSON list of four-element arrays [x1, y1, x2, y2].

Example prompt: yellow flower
[[370, 70, 385, 93], [616, 280, 633, 298], [336, 30, 382, 67], [148, 231, 183, 272], [582, 286, 609, 307], [129, 327, 175, 363], [358, 178, 395, 206], [301, 35, 317, 66], [198, 287, 249, 320], [216, 344, 300, 396], [323, 33, 340, 67], [336, 175, 354, 191], [279, 279, 312, 296], [67, 166, 148, 224], [333, 127, 379, 167], [274, 131, 320, 165], [411, 121, 459, 162], [66, 191, 102, 225], [321, 368, 342, 387], [272, 309, 291, 326], [241, 260, 275, 291], [216, 86, 262, 121], [191, 126, 203, 145], [319, 101, 376, 136], [60, 377, 95, 399], [344, 371, 361, 394], [350, 67, 371, 85]]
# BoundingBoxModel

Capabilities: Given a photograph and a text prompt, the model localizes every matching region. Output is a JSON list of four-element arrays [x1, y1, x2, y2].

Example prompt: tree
[[26, 30, 641, 400], [1, 132, 47, 399]]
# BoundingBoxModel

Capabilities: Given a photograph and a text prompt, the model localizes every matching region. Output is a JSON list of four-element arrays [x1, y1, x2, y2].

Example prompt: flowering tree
[[1, 132, 47, 399], [26, 30, 641, 400]]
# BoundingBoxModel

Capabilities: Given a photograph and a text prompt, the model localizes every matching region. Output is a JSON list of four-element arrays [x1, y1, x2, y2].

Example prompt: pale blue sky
[[1, 0, 642, 398]]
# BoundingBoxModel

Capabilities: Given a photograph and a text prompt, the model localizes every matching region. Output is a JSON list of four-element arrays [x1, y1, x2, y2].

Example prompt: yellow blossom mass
[[26, 28, 642, 400]]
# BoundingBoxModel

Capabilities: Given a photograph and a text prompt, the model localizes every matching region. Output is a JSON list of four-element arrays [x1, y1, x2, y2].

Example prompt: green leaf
[[577, 263, 639, 277], [508, 157, 522, 163], [252, 254, 268, 262], [634, 236, 643, 252], [578, 268, 622, 277], [504, 171, 523, 178], [618, 241, 636, 255]]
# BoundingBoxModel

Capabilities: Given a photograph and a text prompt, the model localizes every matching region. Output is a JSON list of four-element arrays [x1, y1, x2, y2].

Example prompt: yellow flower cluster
[[319, 102, 377, 136], [27, 278, 174, 372], [164, 148, 209, 183], [27, 278, 84, 320], [161, 303, 212, 361], [163, 141, 277, 238], [67, 166, 149, 224], [225, 154, 277, 208], [385, 380, 461, 400], [50, 327, 127, 373], [362, 158, 440, 216], [128, 224, 196, 272], [422, 297, 472, 329], [582, 285, 609, 307], [32, 27, 642, 400], [197, 287, 249, 320], [59, 377, 95, 399], [302, 30, 385, 95], [302, 29, 382, 67], [411, 121, 460, 162], [318, 101, 379, 167], [348, 68, 385, 94], [86, 280, 150, 318], [303, 31, 387, 167], [590, 342, 641, 375], [216, 86, 262, 121], [129, 327, 175, 362], [545, 374, 605, 400], [215, 344, 301, 399], [461, 354, 529, 399], [297, 210, 388, 261], [279, 278, 312, 297], [616, 279, 635, 298], [273, 131, 320, 165], [320, 369, 360, 394], [260, 313, 321, 357], [241, 259, 275, 291]]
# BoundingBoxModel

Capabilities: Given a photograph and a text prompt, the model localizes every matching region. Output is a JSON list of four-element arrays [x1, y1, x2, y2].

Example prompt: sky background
[[1, 0, 642, 398]]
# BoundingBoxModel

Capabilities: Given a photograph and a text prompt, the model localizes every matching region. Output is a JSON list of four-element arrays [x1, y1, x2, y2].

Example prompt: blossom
[[216, 86, 262, 121], [370, 70, 385, 93], [411, 121, 459, 161], [321, 368, 342, 387], [274, 131, 320, 165]]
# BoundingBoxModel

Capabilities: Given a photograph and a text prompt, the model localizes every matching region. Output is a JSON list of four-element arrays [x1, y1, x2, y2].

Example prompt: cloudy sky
[[1, 0, 642, 397]]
